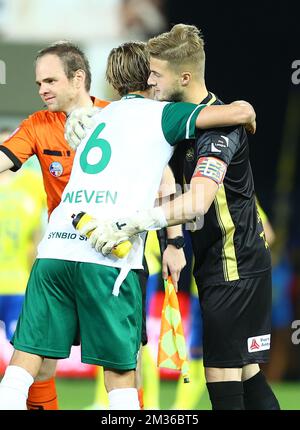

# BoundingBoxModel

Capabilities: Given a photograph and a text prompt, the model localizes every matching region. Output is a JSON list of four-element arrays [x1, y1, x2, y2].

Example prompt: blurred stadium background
[[0, 0, 299, 410]]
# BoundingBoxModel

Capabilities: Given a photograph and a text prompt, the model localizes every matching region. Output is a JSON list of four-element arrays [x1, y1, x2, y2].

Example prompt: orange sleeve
[[0, 115, 38, 171]]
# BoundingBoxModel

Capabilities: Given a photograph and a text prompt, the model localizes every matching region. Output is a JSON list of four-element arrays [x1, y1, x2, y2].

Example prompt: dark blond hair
[[106, 42, 150, 96], [147, 24, 205, 77], [36, 41, 91, 91]]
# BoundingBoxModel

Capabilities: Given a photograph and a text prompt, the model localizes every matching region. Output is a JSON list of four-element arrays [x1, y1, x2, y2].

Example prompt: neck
[[66, 92, 92, 114], [127, 90, 148, 98], [184, 81, 208, 104]]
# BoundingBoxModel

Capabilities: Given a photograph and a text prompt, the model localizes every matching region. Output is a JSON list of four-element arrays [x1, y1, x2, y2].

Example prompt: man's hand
[[78, 217, 129, 254], [230, 100, 256, 134], [162, 246, 186, 291], [65, 106, 99, 150], [79, 207, 167, 255], [245, 119, 256, 134]]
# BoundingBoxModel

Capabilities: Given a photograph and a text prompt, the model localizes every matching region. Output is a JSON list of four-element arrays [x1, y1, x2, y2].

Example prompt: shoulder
[[27, 110, 65, 125], [92, 97, 110, 108], [197, 124, 243, 144]]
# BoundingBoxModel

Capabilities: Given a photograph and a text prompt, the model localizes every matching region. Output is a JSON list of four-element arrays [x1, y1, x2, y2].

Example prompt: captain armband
[[192, 156, 227, 186]]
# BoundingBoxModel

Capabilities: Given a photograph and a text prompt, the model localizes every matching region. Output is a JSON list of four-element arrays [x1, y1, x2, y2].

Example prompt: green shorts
[[13, 259, 142, 370]]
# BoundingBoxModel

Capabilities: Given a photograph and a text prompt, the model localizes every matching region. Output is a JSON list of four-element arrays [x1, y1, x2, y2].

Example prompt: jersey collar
[[122, 94, 145, 100], [200, 92, 215, 105]]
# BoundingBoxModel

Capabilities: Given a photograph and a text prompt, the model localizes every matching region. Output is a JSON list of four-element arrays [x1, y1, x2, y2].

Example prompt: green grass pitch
[[56, 378, 300, 410]]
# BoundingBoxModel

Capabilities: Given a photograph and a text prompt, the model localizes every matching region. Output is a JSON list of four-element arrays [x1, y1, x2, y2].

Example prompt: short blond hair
[[106, 42, 150, 96], [147, 24, 205, 78]]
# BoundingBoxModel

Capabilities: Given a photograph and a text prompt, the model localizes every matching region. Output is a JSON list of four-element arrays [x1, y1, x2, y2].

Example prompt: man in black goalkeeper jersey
[[144, 24, 280, 410]]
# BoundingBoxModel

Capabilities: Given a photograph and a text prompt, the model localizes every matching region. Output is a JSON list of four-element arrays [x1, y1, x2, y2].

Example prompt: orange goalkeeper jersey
[[0, 97, 109, 217]]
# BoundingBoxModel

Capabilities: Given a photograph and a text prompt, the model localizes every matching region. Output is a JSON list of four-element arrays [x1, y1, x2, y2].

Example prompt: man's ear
[[73, 69, 85, 89], [181, 72, 191, 87]]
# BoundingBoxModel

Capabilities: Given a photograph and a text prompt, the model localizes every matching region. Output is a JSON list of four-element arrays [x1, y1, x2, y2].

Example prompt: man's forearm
[[166, 224, 183, 238], [161, 189, 197, 227], [92, 180, 217, 256], [196, 101, 255, 129], [161, 178, 218, 227]]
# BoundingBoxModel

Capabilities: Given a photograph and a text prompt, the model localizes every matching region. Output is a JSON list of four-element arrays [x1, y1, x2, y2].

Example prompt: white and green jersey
[[37, 95, 205, 270]]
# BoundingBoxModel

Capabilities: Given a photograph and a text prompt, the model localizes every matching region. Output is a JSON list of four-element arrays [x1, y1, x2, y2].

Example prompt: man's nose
[[147, 74, 156, 86], [39, 83, 48, 95]]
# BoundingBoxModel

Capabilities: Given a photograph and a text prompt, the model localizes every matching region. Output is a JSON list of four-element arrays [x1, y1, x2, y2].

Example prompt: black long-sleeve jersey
[[169, 92, 271, 286]]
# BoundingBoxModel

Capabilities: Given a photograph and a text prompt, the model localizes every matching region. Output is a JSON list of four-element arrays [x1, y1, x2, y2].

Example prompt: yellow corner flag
[[157, 276, 190, 383]]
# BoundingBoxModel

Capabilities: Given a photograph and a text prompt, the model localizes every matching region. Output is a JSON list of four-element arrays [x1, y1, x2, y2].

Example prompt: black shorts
[[197, 271, 272, 368]]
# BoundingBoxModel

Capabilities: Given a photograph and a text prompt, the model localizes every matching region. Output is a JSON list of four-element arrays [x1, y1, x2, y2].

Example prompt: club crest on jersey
[[49, 161, 63, 177], [211, 135, 229, 153], [186, 147, 195, 162]]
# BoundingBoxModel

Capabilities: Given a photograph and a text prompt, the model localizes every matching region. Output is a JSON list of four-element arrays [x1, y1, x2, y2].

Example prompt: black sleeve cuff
[[0, 146, 23, 172]]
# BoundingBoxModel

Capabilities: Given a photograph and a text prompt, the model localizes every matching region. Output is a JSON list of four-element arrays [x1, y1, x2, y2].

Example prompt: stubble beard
[[161, 88, 184, 103]]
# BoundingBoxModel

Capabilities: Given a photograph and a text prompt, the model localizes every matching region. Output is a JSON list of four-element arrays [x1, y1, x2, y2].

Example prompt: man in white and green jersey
[[0, 41, 255, 410]]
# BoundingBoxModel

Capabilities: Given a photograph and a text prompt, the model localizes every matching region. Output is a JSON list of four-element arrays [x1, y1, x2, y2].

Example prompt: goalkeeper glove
[[65, 106, 99, 150], [79, 207, 167, 255]]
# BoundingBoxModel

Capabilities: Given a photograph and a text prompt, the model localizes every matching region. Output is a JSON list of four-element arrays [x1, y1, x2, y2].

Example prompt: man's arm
[[158, 165, 186, 289], [196, 101, 256, 133], [80, 175, 218, 256], [158, 175, 217, 227], [65, 100, 256, 151], [0, 115, 41, 173], [0, 151, 14, 173], [162, 224, 186, 290]]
